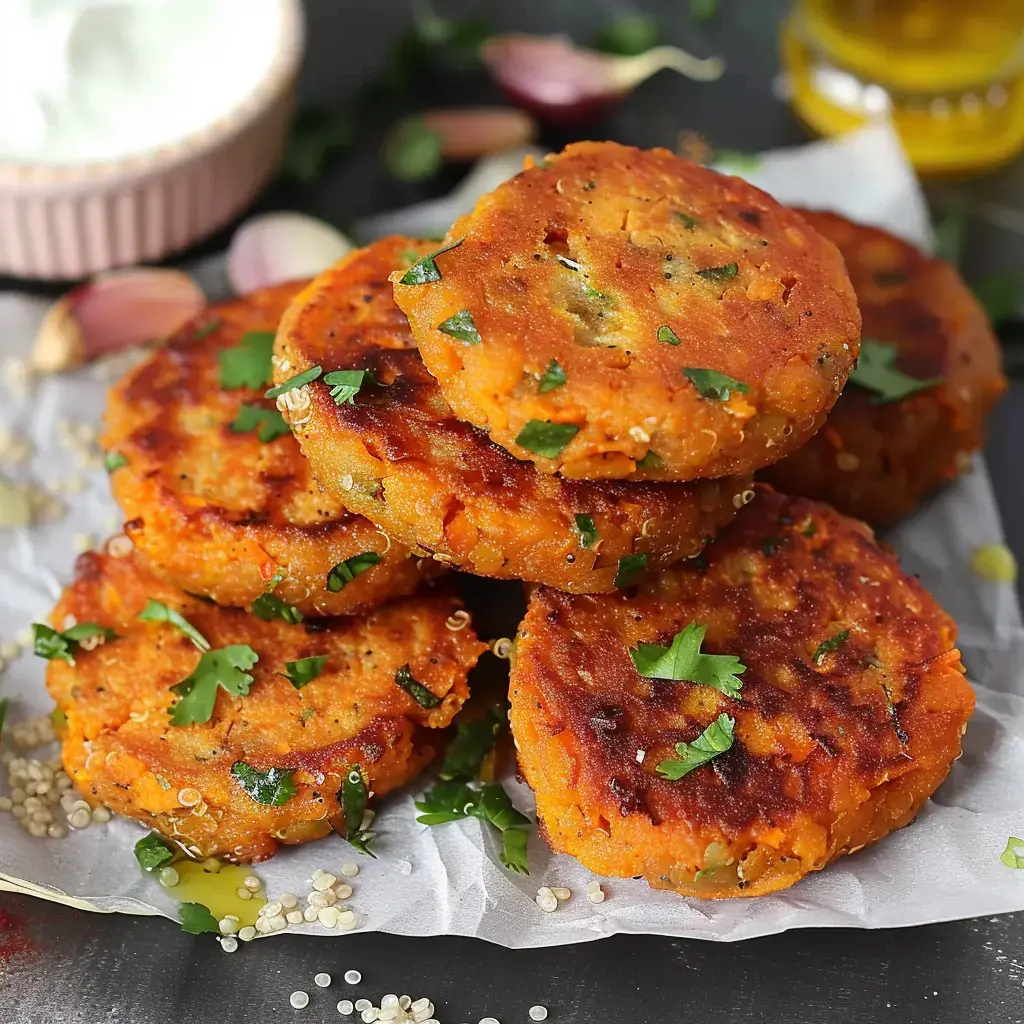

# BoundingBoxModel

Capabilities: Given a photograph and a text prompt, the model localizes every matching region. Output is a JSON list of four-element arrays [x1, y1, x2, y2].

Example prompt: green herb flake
[[168, 645, 258, 727], [324, 369, 379, 406], [583, 283, 615, 303], [657, 325, 681, 346], [1001, 836, 1024, 869], [264, 365, 323, 400], [762, 537, 783, 557], [251, 591, 303, 625], [657, 713, 735, 780], [218, 332, 276, 390], [178, 902, 220, 935], [327, 551, 382, 592], [231, 762, 298, 805], [629, 622, 745, 699], [134, 832, 175, 872], [697, 262, 739, 283], [439, 707, 504, 782], [138, 600, 210, 651], [230, 404, 290, 443], [614, 553, 648, 589], [337, 766, 376, 856], [384, 115, 444, 183], [573, 514, 598, 550], [714, 150, 762, 175], [636, 450, 663, 470], [592, 14, 658, 55], [283, 655, 328, 690], [675, 212, 699, 230], [398, 238, 463, 286], [515, 420, 579, 459], [801, 520, 817, 538], [849, 339, 944, 405], [813, 629, 850, 664], [104, 450, 128, 473], [395, 664, 441, 708], [437, 309, 481, 345], [538, 359, 567, 393], [32, 622, 116, 666], [682, 367, 750, 401]]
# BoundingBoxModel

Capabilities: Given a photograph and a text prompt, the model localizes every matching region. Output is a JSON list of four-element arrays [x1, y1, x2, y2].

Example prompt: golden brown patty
[[761, 211, 1007, 525], [102, 284, 433, 616], [274, 238, 751, 593], [46, 550, 485, 862], [510, 487, 973, 898], [392, 142, 861, 481]]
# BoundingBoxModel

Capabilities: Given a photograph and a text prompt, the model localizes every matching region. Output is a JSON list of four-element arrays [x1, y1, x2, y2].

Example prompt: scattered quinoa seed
[[338, 1001, 354, 1015], [290, 991, 310, 1010], [530, 1008, 549, 1022], [341, 861, 359, 877], [344, 970, 362, 985], [315, 972, 332, 988]]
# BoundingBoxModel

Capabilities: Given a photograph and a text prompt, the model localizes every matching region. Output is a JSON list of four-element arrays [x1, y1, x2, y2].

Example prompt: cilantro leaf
[[538, 359, 567, 393], [499, 824, 530, 875], [324, 369, 379, 406], [337, 766, 376, 857], [327, 551, 381, 592], [282, 655, 327, 690], [395, 664, 441, 708], [697, 263, 739, 283], [104, 450, 127, 473], [437, 309, 481, 345], [230, 403, 290, 443], [178, 902, 220, 935], [682, 367, 749, 401], [614, 553, 647, 589], [657, 325, 681, 346], [265, 365, 323, 400], [714, 150, 762, 174], [592, 14, 657, 55], [849, 339, 943, 405], [33, 622, 116, 665], [675, 211, 699, 230], [384, 115, 444, 182], [251, 591, 303, 625], [414, 779, 477, 825], [813, 629, 849, 664], [138, 600, 210, 651], [168, 645, 258, 726], [398, 238, 463, 285], [218, 332, 275, 390], [1001, 836, 1024, 869], [438, 707, 504, 782], [657, 713, 735, 780], [630, 622, 745, 698], [636, 450, 663, 470], [573, 514, 598, 550], [134, 833, 175, 871], [515, 420, 579, 459], [231, 761, 298, 805]]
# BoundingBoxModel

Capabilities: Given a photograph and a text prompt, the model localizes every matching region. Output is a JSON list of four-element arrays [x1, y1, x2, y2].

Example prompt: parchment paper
[[1, 125, 1022, 945]]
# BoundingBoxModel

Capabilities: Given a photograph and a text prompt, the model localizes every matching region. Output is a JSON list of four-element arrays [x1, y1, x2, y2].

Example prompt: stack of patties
[[269, 141, 981, 898]]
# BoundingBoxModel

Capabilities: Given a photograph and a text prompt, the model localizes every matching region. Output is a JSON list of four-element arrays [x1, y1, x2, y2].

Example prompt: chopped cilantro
[[104, 450, 127, 473], [230, 403, 290, 443], [515, 420, 579, 459], [327, 551, 381, 592], [675, 211, 699, 230], [178, 902, 220, 935], [582, 283, 614, 303], [282, 655, 328, 690], [657, 713, 735, 779], [168, 645, 258, 726], [697, 262, 739, 282], [629, 622, 745, 698], [324, 369, 379, 406], [138, 600, 210, 651], [849, 339, 943, 404], [218, 332, 275, 390], [538, 359, 567, 393], [636, 451, 663, 470], [33, 622, 116, 666], [614, 553, 648, 589], [134, 833, 175, 872], [437, 309, 481, 345], [1001, 836, 1024, 869], [439, 707, 504, 782], [813, 630, 849, 664], [657, 325, 681, 346], [714, 150, 762, 174], [398, 238, 463, 285], [231, 762, 298, 805], [264, 365, 323, 400], [682, 367, 749, 401], [251, 588, 303, 625], [573, 514, 598, 550], [337, 766, 375, 856], [384, 115, 444, 182], [395, 664, 441, 708], [762, 537, 783, 556], [801, 520, 817, 538]]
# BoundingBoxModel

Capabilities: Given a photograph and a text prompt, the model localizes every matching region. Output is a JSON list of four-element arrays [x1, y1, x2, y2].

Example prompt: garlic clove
[[482, 33, 724, 123], [418, 107, 538, 161], [31, 268, 205, 374], [227, 212, 354, 295]]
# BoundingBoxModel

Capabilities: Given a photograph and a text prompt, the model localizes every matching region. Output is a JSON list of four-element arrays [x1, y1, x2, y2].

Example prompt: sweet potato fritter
[[274, 238, 751, 593], [510, 487, 973, 898], [392, 142, 861, 481], [46, 550, 485, 862], [761, 210, 1007, 525], [102, 284, 432, 617]]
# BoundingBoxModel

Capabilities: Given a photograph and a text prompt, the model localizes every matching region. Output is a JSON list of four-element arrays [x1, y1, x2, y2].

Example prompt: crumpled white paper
[[1, 124, 1023, 946]]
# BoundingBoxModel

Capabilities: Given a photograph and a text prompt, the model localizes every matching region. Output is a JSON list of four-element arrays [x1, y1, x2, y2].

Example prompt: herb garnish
[[395, 664, 441, 708], [168, 646, 258, 726], [104, 450, 127, 473], [218, 332, 276, 390], [762, 537, 783, 556], [573, 514, 598, 550], [682, 367, 749, 401], [849, 340, 943, 404], [179, 902, 220, 935], [398, 238, 463, 285], [231, 762, 298, 805], [438, 707, 504, 781], [251, 576, 303, 625], [282, 655, 328, 690], [337, 766, 376, 856], [138, 600, 210, 651], [657, 325, 681, 346], [1001, 836, 1024, 869], [675, 212, 699, 230], [33, 623, 116, 665], [265, 366, 323, 400], [657, 713, 735, 780], [614, 553, 648, 588], [437, 309, 481, 345], [134, 833, 175, 872], [324, 369, 379, 406], [327, 552, 381, 592], [384, 115, 444, 182], [515, 420, 579, 458], [629, 622, 745, 698], [636, 451, 663, 470], [230, 403, 290, 443], [813, 630, 849, 664], [697, 262, 739, 282], [538, 359, 567, 393]]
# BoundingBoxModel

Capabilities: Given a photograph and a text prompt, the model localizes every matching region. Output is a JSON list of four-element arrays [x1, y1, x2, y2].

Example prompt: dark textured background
[[4, 1, 1024, 1021]]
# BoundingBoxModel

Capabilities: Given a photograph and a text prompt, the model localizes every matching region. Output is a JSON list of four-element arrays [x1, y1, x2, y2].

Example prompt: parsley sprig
[[168, 646, 258, 726], [230, 404, 290, 443], [138, 600, 210, 651], [218, 332, 275, 390], [629, 622, 745, 698], [657, 713, 735, 780], [33, 623, 116, 665]]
